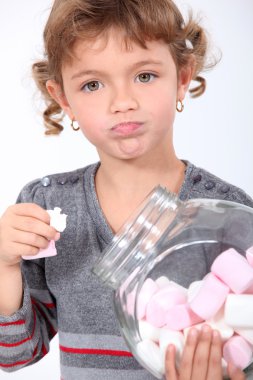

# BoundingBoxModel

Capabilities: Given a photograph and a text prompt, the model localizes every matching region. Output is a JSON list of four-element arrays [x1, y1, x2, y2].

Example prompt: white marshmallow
[[187, 280, 203, 303], [159, 328, 184, 369], [136, 339, 164, 378], [225, 294, 253, 328], [207, 306, 234, 342], [155, 276, 171, 288], [47, 207, 67, 232], [138, 320, 160, 342]]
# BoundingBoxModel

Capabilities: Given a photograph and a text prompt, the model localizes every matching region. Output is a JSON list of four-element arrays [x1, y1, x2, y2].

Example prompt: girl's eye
[[82, 81, 103, 92], [136, 73, 156, 83]]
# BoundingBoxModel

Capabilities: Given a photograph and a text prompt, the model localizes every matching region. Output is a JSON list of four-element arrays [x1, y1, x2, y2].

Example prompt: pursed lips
[[110, 122, 143, 135]]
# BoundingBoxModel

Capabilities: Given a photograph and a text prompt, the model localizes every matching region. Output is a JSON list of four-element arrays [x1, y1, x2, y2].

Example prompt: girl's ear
[[46, 80, 74, 120], [177, 59, 195, 101]]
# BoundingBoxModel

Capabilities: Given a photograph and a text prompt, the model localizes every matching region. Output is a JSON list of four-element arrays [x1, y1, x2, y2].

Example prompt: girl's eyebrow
[[71, 60, 163, 80]]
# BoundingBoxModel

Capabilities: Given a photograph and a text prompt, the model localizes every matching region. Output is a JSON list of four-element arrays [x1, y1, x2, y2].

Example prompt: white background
[[0, 0, 253, 379]]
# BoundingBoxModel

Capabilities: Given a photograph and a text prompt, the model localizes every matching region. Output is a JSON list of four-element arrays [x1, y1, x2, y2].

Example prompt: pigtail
[[178, 14, 218, 98], [32, 61, 64, 135], [185, 20, 207, 97]]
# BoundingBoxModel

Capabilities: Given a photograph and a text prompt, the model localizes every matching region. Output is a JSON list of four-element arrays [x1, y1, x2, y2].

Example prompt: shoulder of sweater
[[16, 163, 98, 204], [185, 162, 253, 208]]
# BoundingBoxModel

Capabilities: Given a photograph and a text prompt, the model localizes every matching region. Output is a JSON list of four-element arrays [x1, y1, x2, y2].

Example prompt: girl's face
[[47, 29, 192, 161]]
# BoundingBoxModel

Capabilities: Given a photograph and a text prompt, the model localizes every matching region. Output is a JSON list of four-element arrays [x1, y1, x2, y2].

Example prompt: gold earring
[[176, 100, 184, 113], [71, 118, 80, 131]]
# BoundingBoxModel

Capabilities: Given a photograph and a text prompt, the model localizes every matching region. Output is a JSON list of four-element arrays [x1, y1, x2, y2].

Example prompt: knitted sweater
[[0, 161, 253, 380]]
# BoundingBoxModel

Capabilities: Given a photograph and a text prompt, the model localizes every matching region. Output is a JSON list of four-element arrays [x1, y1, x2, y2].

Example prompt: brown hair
[[32, 0, 213, 135]]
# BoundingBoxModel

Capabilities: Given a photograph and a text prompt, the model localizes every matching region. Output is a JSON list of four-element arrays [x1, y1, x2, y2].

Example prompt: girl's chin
[[117, 138, 143, 156]]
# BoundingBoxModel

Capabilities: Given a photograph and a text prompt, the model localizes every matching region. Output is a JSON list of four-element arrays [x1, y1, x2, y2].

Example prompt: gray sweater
[[0, 161, 253, 380]]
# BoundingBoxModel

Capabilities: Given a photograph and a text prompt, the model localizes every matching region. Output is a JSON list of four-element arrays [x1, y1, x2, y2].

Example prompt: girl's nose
[[110, 86, 139, 113]]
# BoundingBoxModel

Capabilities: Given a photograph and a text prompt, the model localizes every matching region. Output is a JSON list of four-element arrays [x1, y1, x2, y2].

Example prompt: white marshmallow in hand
[[22, 207, 67, 260], [48, 207, 67, 232]]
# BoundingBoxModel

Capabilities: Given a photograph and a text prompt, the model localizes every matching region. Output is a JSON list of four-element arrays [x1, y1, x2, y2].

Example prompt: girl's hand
[[0, 203, 59, 266], [165, 325, 246, 380]]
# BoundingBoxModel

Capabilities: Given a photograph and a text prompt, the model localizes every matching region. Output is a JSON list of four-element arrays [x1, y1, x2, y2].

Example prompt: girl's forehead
[[71, 31, 168, 60]]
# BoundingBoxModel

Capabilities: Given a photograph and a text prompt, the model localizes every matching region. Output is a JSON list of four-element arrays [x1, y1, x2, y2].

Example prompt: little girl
[[0, 1, 252, 379]]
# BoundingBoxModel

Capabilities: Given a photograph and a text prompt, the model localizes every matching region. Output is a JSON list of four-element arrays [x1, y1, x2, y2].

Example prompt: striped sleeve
[[0, 264, 57, 372], [0, 180, 57, 372]]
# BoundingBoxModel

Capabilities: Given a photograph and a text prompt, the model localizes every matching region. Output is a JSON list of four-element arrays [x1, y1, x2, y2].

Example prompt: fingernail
[[54, 232, 61, 241], [212, 330, 220, 338], [189, 328, 198, 337], [201, 324, 211, 333]]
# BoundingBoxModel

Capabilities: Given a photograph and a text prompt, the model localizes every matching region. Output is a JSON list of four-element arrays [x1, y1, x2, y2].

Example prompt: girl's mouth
[[111, 122, 143, 136]]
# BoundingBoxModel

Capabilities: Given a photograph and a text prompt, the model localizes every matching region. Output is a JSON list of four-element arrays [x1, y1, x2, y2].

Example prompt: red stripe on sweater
[[0, 307, 36, 347], [31, 299, 55, 309], [42, 343, 48, 356], [31, 298, 57, 337], [43, 302, 55, 309], [59, 345, 133, 357], [0, 344, 38, 368], [0, 320, 25, 327]]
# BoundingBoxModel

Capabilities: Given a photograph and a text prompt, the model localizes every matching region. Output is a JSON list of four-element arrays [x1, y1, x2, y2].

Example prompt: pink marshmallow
[[211, 248, 253, 293], [223, 335, 253, 370], [165, 304, 203, 331], [189, 273, 229, 320], [146, 285, 187, 327], [137, 278, 159, 320], [246, 246, 253, 267], [22, 240, 57, 260], [235, 329, 253, 345]]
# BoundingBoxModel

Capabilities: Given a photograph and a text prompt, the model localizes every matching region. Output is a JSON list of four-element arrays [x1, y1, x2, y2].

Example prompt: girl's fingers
[[12, 216, 58, 241], [178, 328, 199, 380], [6, 242, 40, 259], [165, 344, 178, 380], [227, 362, 246, 380], [190, 325, 212, 380], [10, 203, 50, 223], [206, 330, 223, 380], [11, 230, 51, 249]]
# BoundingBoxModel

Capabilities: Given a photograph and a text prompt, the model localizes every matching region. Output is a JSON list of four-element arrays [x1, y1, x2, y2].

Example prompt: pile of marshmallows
[[22, 207, 67, 260], [136, 247, 253, 378]]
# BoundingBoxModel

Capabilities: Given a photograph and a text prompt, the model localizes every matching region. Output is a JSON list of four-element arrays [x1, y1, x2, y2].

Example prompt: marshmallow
[[187, 281, 203, 303], [225, 294, 253, 328], [22, 207, 67, 260], [207, 306, 234, 342], [146, 285, 187, 327], [22, 240, 57, 260], [159, 328, 184, 370], [235, 329, 253, 345], [246, 246, 253, 267], [165, 304, 203, 331], [190, 273, 229, 320], [155, 276, 171, 289], [48, 207, 67, 232], [211, 248, 253, 293], [223, 335, 253, 370], [137, 278, 159, 320], [138, 320, 160, 342], [136, 339, 164, 377]]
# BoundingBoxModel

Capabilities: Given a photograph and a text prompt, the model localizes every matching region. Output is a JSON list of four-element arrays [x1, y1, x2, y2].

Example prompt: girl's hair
[[32, 0, 213, 135]]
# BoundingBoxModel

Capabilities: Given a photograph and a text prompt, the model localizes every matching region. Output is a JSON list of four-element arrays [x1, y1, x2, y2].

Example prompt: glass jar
[[92, 186, 253, 379]]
